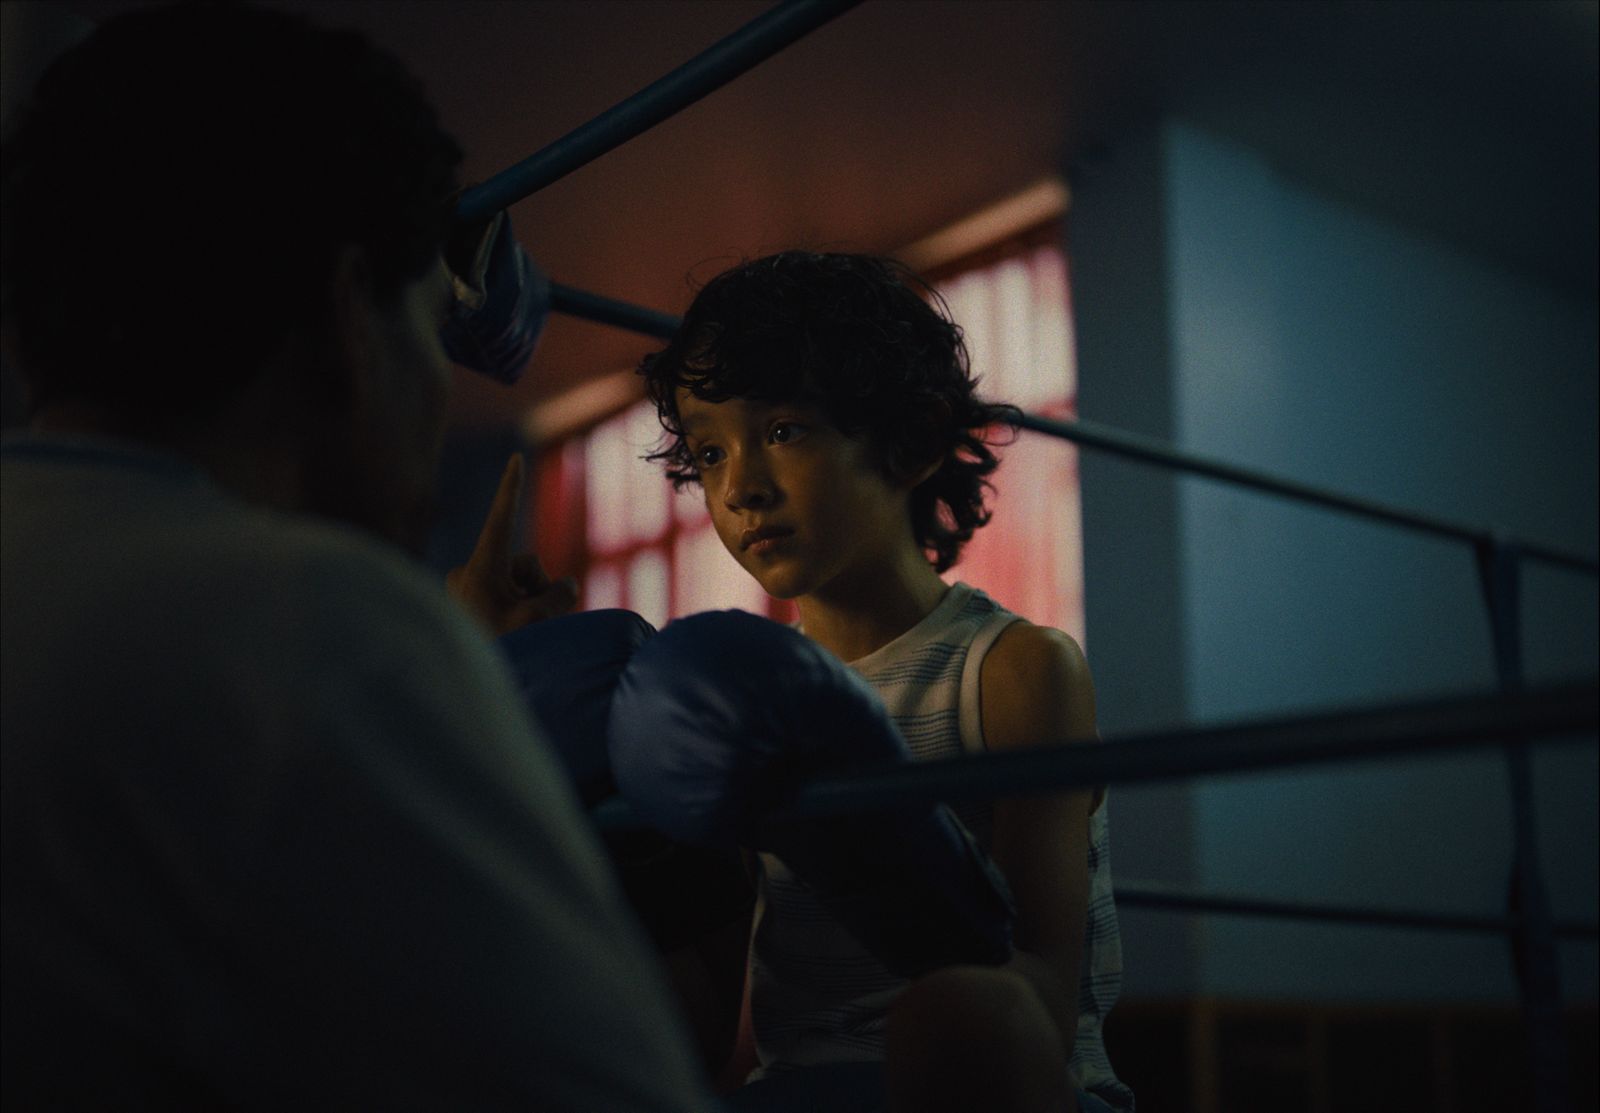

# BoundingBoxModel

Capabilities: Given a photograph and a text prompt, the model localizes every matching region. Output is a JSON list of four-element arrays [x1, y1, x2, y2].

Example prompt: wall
[[1071, 119, 1597, 1004], [1071, 126, 1202, 999]]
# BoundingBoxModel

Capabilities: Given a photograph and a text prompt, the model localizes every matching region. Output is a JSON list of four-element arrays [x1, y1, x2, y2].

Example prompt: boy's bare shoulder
[[979, 620, 1097, 750]]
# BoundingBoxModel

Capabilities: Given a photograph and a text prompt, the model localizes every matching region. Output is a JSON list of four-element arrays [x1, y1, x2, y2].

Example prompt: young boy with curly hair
[[639, 252, 1133, 1113]]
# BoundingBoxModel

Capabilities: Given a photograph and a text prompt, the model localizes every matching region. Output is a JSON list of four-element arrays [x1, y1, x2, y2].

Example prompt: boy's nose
[[724, 456, 777, 510]]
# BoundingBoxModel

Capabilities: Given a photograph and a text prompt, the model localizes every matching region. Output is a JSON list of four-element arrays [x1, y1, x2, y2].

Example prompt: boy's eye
[[694, 444, 724, 469], [769, 421, 809, 446]]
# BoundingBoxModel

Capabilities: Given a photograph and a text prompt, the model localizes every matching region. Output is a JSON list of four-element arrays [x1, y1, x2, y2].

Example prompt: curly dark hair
[[0, 2, 462, 421], [639, 252, 1020, 573]]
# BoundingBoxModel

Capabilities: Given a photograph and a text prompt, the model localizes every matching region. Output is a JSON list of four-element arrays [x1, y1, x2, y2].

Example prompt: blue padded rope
[[589, 685, 1599, 943], [1016, 411, 1599, 579], [549, 282, 680, 340], [1478, 539, 1570, 1113], [588, 683, 1596, 825], [760, 684, 1596, 821], [456, 0, 861, 224]]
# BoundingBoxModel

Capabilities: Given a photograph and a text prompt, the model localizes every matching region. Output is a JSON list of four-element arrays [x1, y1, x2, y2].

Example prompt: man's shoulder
[[135, 490, 471, 653], [4, 460, 544, 807], [197, 509, 504, 705], [220, 507, 460, 633], [3, 448, 484, 689], [1, 433, 449, 619]]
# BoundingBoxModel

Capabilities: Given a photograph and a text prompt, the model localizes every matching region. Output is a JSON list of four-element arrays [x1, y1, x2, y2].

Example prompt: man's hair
[[640, 251, 1020, 573], [0, 2, 462, 421]]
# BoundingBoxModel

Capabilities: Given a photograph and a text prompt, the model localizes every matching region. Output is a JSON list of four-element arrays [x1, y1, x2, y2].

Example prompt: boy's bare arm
[[979, 622, 1098, 1063], [661, 907, 754, 1078]]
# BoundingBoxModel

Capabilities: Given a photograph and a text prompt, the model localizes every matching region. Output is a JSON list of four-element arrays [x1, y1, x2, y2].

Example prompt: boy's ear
[[898, 398, 952, 489]]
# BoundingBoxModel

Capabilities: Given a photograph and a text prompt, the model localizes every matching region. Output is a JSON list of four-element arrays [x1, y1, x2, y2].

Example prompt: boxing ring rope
[[757, 685, 1597, 820], [1015, 412, 1599, 576], [549, 282, 680, 342], [589, 682, 1595, 831], [452, 1, 1597, 1105]]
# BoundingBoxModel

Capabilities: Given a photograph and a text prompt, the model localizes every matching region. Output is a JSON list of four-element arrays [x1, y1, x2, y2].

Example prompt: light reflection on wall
[[937, 242, 1085, 647]]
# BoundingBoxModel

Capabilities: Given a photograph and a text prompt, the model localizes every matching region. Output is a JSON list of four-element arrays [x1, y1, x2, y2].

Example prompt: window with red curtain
[[933, 233, 1084, 646], [529, 231, 1083, 647]]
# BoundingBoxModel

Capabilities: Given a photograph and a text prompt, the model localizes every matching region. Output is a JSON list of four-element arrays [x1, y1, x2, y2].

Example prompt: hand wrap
[[441, 210, 548, 385]]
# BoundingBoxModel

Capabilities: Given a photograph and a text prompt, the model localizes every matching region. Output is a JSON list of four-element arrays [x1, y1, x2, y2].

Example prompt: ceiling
[[52, 0, 1600, 430]]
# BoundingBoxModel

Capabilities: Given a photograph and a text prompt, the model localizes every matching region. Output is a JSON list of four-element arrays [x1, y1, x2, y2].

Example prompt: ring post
[[457, 0, 862, 223], [1478, 538, 1569, 1113]]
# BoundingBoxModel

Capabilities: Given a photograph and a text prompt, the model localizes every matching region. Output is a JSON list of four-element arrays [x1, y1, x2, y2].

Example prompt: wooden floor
[[1100, 998, 1598, 1113]]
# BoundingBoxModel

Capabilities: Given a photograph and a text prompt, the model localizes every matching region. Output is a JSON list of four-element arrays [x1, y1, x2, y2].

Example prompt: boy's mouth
[[740, 525, 793, 551]]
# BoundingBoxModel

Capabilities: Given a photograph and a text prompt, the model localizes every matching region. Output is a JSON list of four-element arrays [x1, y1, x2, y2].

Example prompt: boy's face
[[676, 389, 917, 601]]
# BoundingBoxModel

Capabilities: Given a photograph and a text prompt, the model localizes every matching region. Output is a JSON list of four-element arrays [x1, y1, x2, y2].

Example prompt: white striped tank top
[[748, 582, 1133, 1111]]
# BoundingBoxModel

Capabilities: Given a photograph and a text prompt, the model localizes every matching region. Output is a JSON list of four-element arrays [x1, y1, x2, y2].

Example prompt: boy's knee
[[886, 966, 1071, 1113]]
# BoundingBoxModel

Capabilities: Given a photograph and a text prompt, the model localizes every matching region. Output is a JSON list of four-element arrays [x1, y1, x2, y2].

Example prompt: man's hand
[[447, 453, 578, 636]]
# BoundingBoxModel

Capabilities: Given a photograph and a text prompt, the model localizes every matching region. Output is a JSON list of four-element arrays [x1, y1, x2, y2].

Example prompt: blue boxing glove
[[441, 209, 549, 385], [608, 610, 1015, 978], [498, 608, 654, 805], [498, 609, 754, 951]]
